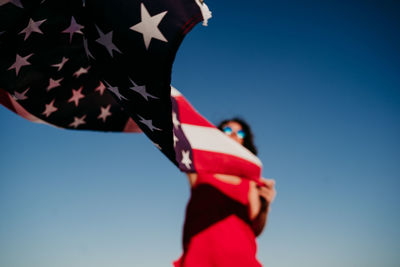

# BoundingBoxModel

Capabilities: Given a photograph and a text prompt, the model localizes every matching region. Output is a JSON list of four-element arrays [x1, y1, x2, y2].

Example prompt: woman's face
[[222, 121, 245, 145]]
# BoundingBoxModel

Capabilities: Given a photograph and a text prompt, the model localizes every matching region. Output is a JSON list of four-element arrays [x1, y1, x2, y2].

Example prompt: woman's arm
[[249, 178, 276, 236], [251, 196, 269, 236]]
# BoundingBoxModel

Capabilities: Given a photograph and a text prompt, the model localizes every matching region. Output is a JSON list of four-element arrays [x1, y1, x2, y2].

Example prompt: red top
[[174, 173, 262, 267]]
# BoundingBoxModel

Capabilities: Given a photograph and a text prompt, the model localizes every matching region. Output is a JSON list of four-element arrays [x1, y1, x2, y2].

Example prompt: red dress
[[174, 173, 262, 267]]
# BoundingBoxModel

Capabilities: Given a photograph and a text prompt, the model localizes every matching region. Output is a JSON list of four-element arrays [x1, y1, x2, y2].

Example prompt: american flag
[[0, 0, 262, 181], [171, 87, 262, 180]]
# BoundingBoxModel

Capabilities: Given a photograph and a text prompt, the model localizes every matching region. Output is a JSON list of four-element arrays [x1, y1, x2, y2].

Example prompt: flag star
[[47, 77, 63, 91], [173, 133, 179, 147], [68, 87, 85, 107], [73, 66, 90, 78], [62, 16, 84, 43], [97, 104, 112, 122], [128, 78, 158, 101], [172, 112, 180, 129], [13, 87, 29, 101], [95, 81, 106, 95], [181, 150, 192, 169], [137, 115, 161, 132], [130, 3, 168, 50], [8, 53, 33, 76], [42, 99, 58, 117], [104, 80, 127, 100], [69, 115, 86, 128], [95, 25, 121, 57], [19, 18, 46, 41], [52, 57, 69, 71], [83, 38, 95, 59], [0, 0, 23, 8]]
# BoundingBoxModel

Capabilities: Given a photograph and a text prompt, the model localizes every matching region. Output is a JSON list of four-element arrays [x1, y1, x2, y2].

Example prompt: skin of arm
[[250, 178, 276, 236], [251, 196, 268, 236]]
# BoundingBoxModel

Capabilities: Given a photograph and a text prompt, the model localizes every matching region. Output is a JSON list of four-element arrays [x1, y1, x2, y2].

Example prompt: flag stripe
[[174, 94, 214, 127], [172, 87, 263, 181], [123, 118, 142, 132], [192, 149, 262, 181], [181, 123, 262, 166]]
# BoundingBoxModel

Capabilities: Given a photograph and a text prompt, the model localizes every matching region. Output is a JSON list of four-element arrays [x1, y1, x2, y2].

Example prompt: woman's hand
[[249, 178, 276, 236], [258, 178, 276, 205], [249, 178, 276, 219]]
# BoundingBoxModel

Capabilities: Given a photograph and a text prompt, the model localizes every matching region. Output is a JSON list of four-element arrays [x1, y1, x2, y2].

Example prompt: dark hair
[[217, 117, 258, 155]]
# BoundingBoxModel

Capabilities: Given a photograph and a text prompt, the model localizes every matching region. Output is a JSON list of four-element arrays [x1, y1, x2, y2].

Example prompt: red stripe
[[123, 118, 142, 133], [192, 149, 262, 182], [181, 16, 196, 32], [181, 14, 203, 35], [175, 95, 214, 127]]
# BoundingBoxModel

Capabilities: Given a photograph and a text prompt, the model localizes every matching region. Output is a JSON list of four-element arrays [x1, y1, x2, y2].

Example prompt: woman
[[174, 118, 276, 267]]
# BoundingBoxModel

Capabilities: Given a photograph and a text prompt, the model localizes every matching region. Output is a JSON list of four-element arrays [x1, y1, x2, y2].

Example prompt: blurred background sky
[[1, 0, 399, 266]]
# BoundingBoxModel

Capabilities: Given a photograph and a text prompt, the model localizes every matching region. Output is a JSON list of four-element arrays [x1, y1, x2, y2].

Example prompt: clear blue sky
[[1, 1, 399, 266]]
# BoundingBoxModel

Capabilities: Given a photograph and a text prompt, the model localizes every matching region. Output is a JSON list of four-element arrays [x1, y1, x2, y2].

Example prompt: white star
[[172, 112, 180, 129], [47, 77, 63, 91], [62, 16, 84, 43], [97, 104, 112, 122], [8, 53, 33, 76], [69, 115, 86, 128], [130, 3, 168, 50], [12, 87, 29, 101], [95, 81, 106, 95], [104, 80, 127, 100], [0, 0, 23, 8], [128, 78, 158, 101], [181, 150, 192, 169], [19, 18, 46, 41], [83, 38, 95, 59], [137, 115, 161, 132], [73, 66, 90, 78], [173, 133, 179, 147], [42, 99, 58, 117], [95, 25, 121, 57], [68, 87, 85, 107], [51, 57, 69, 71]]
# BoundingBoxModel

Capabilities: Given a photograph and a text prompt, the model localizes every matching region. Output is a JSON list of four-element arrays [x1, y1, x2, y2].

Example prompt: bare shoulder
[[186, 173, 198, 187]]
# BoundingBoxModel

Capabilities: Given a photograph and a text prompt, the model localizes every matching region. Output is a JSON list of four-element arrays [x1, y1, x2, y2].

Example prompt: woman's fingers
[[258, 179, 276, 204], [260, 178, 275, 188]]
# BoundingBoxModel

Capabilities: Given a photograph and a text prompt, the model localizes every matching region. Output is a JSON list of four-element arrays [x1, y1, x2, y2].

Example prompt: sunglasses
[[222, 126, 246, 139]]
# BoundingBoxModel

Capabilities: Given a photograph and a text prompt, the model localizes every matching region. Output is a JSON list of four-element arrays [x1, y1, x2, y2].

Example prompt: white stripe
[[170, 86, 181, 97], [181, 124, 262, 167]]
